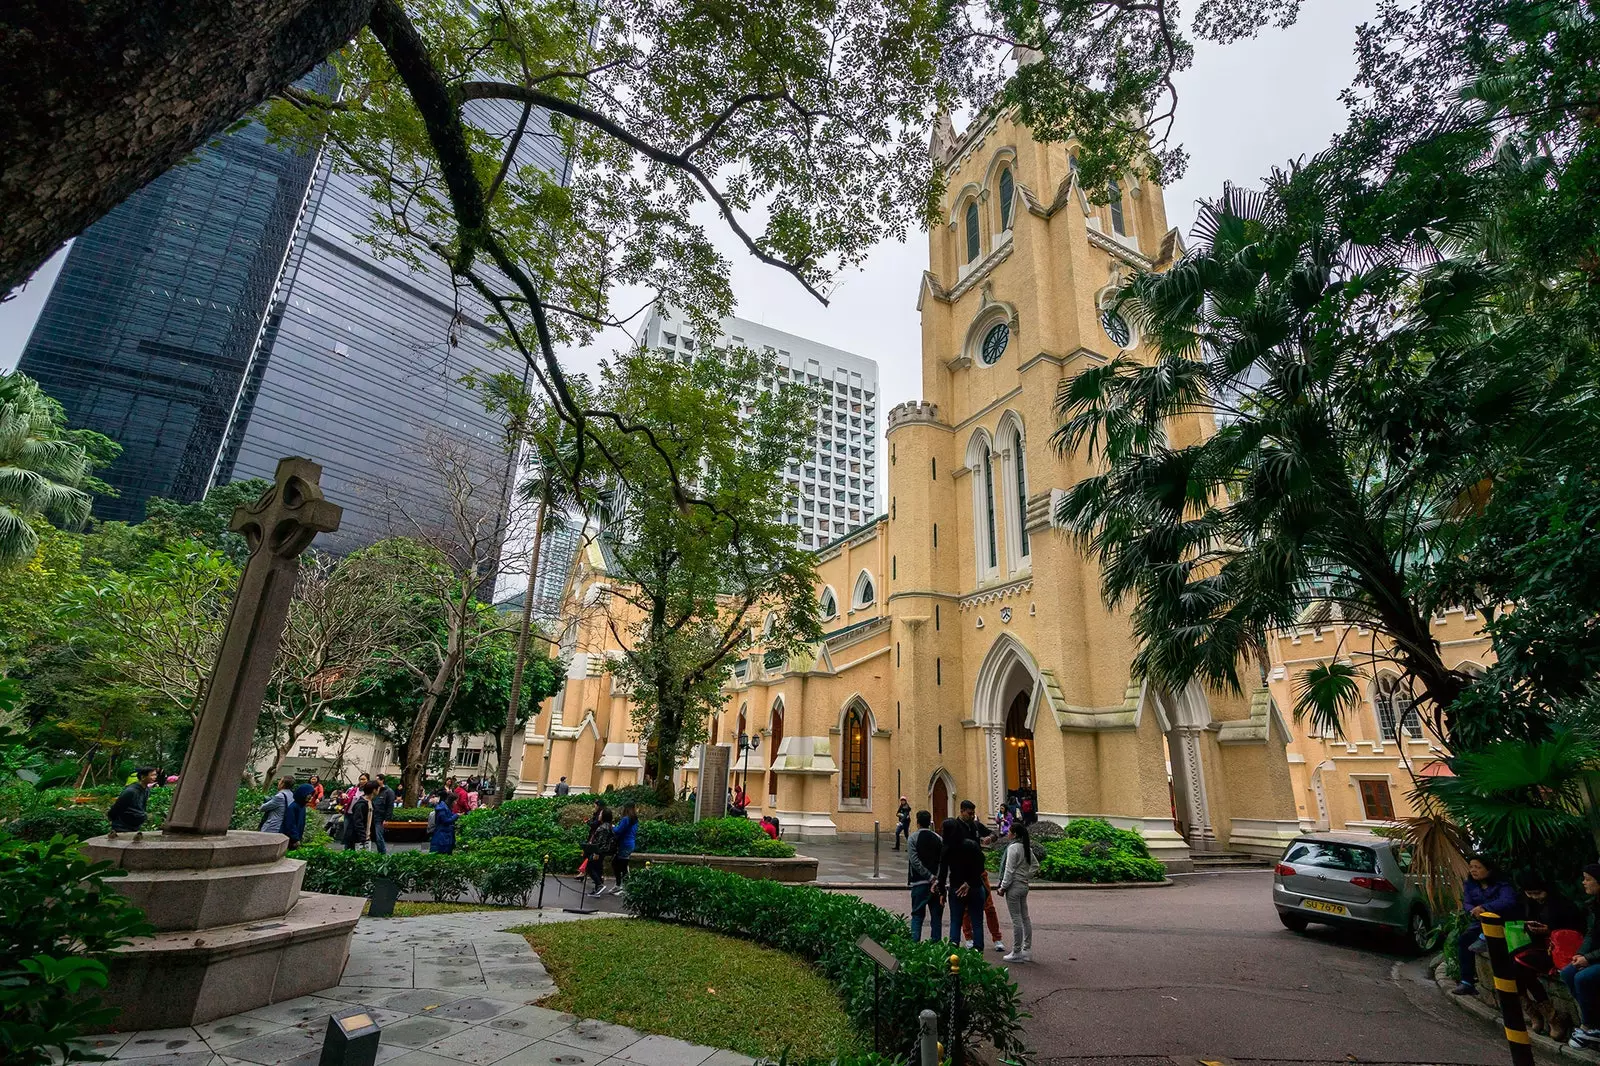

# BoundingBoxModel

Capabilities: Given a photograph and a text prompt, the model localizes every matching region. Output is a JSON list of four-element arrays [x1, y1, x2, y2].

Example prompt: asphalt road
[[848, 869, 1553, 1066]]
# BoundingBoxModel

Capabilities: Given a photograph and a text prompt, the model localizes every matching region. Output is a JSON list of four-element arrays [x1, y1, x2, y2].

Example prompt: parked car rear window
[[1284, 841, 1378, 874]]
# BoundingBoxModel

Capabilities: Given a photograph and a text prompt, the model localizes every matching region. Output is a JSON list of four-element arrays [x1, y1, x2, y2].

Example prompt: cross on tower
[[163, 458, 342, 836]]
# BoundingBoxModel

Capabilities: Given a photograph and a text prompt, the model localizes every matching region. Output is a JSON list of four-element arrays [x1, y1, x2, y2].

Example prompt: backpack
[[427, 807, 438, 832]]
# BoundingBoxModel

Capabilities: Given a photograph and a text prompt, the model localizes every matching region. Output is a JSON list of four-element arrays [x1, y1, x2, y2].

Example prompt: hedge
[[1, 784, 334, 847], [622, 864, 1028, 1063], [289, 842, 557, 907], [455, 792, 792, 859]]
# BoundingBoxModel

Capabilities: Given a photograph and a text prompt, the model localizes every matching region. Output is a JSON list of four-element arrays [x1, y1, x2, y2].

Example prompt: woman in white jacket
[[996, 819, 1038, 963]]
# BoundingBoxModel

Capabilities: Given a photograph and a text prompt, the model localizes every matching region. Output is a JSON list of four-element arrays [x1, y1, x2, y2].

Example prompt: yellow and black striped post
[[1479, 911, 1536, 1066]]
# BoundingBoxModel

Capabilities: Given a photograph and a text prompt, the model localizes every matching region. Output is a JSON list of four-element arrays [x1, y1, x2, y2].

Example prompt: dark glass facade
[[21, 86, 568, 548], [17, 118, 322, 522]]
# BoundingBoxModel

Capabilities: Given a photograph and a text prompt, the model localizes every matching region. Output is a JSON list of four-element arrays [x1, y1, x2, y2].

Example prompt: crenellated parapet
[[886, 400, 943, 430]]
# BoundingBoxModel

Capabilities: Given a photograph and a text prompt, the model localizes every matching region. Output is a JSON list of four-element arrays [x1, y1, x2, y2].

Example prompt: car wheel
[[1402, 908, 1436, 954], [1278, 910, 1310, 933]]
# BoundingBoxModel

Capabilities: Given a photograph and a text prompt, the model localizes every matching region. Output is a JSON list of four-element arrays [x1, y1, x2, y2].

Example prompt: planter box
[[631, 851, 819, 883], [383, 820, 430, 844]]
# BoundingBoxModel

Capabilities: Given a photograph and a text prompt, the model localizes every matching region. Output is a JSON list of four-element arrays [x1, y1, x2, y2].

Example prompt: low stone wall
[[632, 851, 819, 883], [1468, 952, 1581, 1036]]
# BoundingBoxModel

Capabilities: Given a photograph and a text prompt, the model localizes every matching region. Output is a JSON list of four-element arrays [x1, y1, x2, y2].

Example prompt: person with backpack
[[908, 809, 944, 941], [1514, 874, 1585, 1036], [258, 777, 296, 834], [893, 797, 912, 851], [583, 808, 616, 894], [602, 802, 639, 896], [428, 790, 459, 854], [342, 780, 378, 850], [372, 775, 397, 854], [997, 820, 1039, 963], [284, 783, 314, 848]]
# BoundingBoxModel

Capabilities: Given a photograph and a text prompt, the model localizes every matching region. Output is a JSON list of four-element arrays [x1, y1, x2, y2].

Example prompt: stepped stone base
[[100, 890, 364, 1030], [79, 831, 361, 1030]]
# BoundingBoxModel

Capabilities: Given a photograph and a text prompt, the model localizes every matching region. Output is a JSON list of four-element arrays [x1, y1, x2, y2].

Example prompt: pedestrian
[[108, 766, 157, 833], [309, 775, 325, 808], [343, 773, 369, 814], [602, 802, 638, 896], [555, 776, 571, 796], [583, 808, 616, 895], [257, 776, 296, 834], [938, 799, 992, 951], [343, 780, 378, 850], [428, 791, 459, 854], [1514, 874, 1585, 1035], [1019, 794, 1037, 825], [372, 774, 396, 855], [450, 776, 470, 815], [1565, 865, 1600, 1049], [908, 809, 944, 942], [894, 797, 911, 851], [284, 783, 314, 848], [759, 815, 780, 840], [960, 868, 1007, 953], [587, 797, 606, 837], [998, 820, 1038, 963], [1452, 853, 1518, 995]]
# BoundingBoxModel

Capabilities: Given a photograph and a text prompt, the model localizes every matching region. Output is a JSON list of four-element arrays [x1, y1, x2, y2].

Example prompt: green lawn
[[515, 918, 860, 1061]]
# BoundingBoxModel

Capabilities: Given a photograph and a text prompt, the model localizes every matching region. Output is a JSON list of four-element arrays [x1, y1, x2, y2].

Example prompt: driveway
[[847, 869, 1552, 1066]]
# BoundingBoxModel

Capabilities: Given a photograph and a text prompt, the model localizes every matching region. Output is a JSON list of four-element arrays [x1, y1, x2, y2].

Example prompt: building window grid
[[1373, 675, 1422, 742]]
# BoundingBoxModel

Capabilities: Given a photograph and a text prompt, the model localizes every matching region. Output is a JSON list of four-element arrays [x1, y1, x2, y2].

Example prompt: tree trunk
[[0, 0, 376, 293], [401, 661, 452, 807], [495, 496, 547, 803]]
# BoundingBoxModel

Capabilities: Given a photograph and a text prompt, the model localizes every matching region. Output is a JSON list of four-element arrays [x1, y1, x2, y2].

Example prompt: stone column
[[983, 723, 1005, 817], [1170, 725, 1215, 850], [164, 458, 341, 835]]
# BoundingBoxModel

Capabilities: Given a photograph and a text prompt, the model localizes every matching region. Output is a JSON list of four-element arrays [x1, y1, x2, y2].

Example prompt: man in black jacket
[[372, 775, 397, 854], [938, 799, 992, 949], [108, 767, 157, 833]]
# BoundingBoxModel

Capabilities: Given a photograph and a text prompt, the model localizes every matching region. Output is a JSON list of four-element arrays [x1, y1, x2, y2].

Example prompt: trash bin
[[369, 876, 400, 918]]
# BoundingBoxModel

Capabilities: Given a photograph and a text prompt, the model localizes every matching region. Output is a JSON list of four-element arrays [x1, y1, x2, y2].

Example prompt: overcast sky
[[2, 0, 1377, 434]]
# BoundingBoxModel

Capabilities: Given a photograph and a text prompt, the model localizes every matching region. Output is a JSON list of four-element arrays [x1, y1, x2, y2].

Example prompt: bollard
[[946, 953, 965, 1066], [918, 1009, 939, 1066], [873, 820, 882, 879], [536, 854, 550, 909], [1479, 911, 1536, 1066]]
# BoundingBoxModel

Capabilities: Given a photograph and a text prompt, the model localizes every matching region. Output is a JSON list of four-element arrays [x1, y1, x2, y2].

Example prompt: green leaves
[[1291, 661, 1361, 741], [0, 372, 119, 569], [1, 835, 151, 1065]]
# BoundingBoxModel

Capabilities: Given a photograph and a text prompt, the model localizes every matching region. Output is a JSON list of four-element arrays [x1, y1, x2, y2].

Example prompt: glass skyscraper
[[19, 87, 568, 550]]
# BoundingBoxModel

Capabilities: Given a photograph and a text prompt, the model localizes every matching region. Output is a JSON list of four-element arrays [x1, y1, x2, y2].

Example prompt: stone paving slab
[[87, 909, 751, 1066]]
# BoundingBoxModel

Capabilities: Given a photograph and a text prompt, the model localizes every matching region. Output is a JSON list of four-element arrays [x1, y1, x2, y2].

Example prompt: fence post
[[918, 1009, 939, 1066], [1479, 911, 1536, 1066], [946, 953, 965, 1066], [872, 820, 882, 879], [537, 854, 550, 909]]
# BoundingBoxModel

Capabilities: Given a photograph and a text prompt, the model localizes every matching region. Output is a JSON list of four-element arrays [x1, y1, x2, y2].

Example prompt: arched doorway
[[1003, 690, 1036, 808], [931, 773, 951, 825], [972, 635, 1042, 817]]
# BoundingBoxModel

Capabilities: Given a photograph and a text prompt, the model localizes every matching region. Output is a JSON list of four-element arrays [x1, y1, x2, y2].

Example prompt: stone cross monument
[[164, 457, 341, 835], [82, 457, 361, 1030]]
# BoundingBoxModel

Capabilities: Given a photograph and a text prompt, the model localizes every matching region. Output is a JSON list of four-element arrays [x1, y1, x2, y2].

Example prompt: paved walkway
[[80, 910, 756, 1066]]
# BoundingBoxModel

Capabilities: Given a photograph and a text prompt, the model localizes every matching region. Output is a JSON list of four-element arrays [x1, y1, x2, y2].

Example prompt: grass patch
[[516, 918, 860, 1061], [362, 900, 512, 917]]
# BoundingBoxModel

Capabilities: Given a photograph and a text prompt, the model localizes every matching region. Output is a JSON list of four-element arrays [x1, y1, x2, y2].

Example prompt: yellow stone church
[[515, 112, 1308, 868]]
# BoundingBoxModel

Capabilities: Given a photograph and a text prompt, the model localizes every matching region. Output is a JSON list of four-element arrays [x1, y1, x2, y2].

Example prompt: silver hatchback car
[[1272, 832, 1434, 952]]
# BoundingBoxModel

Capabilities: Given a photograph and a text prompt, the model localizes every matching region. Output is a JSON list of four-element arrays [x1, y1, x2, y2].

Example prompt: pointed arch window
[[1012, 424, 1030, 560], [1373, 674, 1421, 742], [852, 570, 876, 609], [965, 200, 980, 263], [999, 168, 1015, 231], [982, 445, 998, 571], [820, 586, 838, 620], [1108, 178, 1126, 236], [766, 699, 785, 801], [843, 706, 869, 800]]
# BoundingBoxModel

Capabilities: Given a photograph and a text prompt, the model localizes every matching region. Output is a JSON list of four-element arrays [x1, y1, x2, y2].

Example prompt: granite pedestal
[[81, 831, 363, 1030]]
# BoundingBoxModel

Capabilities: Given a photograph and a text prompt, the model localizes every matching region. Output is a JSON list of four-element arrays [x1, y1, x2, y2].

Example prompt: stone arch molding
[[972, 632, 1044, 729], [836, 693, 876, 732], [962, 298, 1019, 363]]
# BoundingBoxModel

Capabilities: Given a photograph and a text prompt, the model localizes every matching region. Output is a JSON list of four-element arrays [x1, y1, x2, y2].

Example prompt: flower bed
[[623, 864, 1029, 1063]]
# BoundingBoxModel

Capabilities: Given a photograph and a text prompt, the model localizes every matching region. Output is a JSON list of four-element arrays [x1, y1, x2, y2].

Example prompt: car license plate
[[1302, 899, 1348, 916]]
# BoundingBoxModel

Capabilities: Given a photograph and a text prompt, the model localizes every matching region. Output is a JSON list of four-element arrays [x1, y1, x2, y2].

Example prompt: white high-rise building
[[640, 308, 881, 549]]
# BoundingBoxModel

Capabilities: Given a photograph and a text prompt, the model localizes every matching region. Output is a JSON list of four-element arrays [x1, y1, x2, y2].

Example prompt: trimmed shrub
[[1033, 819, 1164, 883], [623, 864, 1028, 1063], [4, 806, 110, 842]]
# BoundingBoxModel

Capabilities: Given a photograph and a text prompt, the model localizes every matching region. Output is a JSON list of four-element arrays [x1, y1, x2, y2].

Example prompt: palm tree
[[1051, 145, 1582, 749], [0, 371, 115, 568]]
